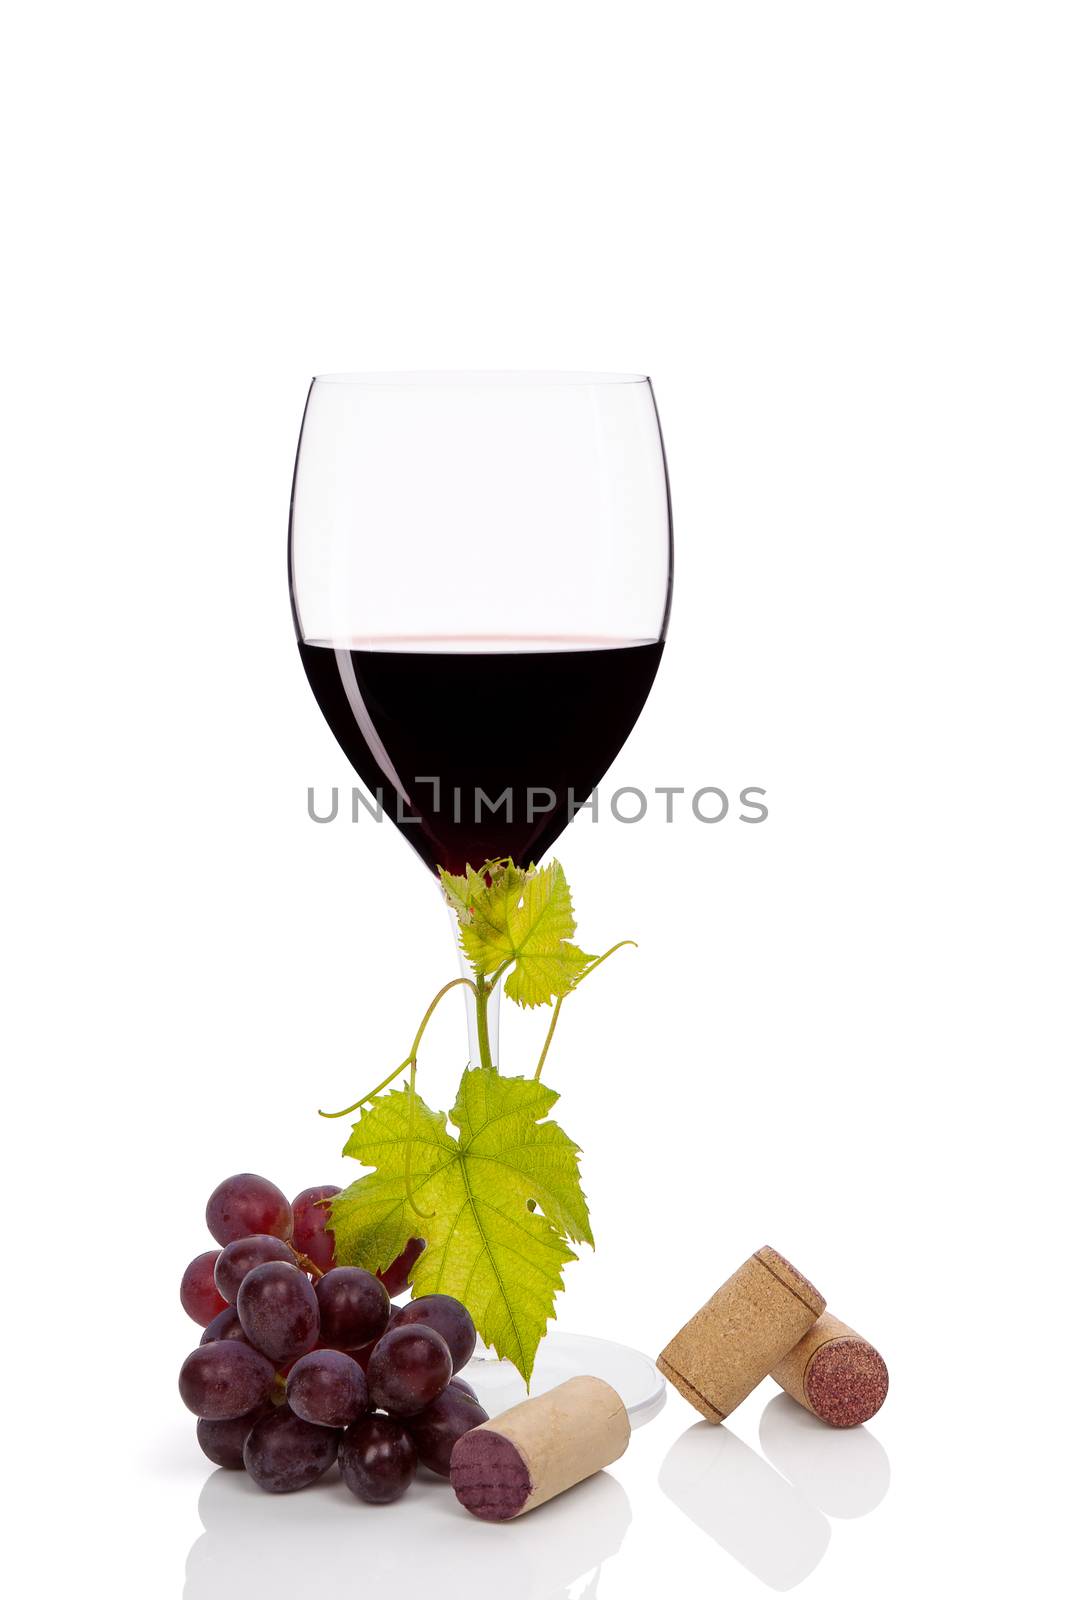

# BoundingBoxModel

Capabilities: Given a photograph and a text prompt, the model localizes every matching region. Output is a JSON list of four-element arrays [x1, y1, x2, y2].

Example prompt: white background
[[4, 3, 1064, 1596]]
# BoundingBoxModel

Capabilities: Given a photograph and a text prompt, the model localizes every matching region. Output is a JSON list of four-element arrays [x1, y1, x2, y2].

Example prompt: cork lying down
[[450, 1376, 630, 1521]]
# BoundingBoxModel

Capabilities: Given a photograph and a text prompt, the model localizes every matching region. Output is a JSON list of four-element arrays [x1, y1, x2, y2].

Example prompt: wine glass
[[289, 372, 672, 1415]]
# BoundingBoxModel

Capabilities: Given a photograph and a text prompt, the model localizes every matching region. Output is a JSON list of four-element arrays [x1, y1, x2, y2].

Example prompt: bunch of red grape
[[179, 1172, 488, 1500]]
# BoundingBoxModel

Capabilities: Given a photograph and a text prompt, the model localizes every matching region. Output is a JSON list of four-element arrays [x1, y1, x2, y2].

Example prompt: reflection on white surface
[[759, 1392, 891, 1519], [186, 1461, 631, 1600], [659, 1422, 830, 1591], [468, 1331, 666, 1427]]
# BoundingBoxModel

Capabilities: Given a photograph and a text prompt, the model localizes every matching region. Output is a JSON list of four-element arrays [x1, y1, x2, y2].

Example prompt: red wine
[[297, 639, 664, 874]]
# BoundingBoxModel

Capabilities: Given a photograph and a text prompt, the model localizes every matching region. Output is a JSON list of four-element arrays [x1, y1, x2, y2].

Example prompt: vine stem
[[474, 974, 495, 1071], [318, 977, 476, 1118], [533, 995, 563, 1082], [574, 940, 637, 987], [409, 976, 476, 1057], [532, 941, 637, 1082], [486, 961, 512, 996], [404, 1055, 434, 1218]]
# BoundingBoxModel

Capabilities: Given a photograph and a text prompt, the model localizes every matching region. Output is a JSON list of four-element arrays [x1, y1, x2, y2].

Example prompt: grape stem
[[318, 977, 477, 1119], [292, 1247, 325, 1280]]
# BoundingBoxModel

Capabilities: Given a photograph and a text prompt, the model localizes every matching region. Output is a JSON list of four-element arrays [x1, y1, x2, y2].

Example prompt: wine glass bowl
[[289, 373, 672, 876]]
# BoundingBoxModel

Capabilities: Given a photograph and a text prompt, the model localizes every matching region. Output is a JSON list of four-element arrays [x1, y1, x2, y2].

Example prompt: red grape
[[339, 1415, 416, 1504], [199, 1305, 251, 1346], [406, 1384, 488, 1476], [243, 1403, 340, 1492], [291, 1185, 340, 1274], [237, 1261, 319, 1363], [179, 1340, 276, 1420], [180, 1250, 228, 1327], [206, 1173, 293, 1246], [376, 1237, 426, 1296], [196, 1403, 271, 1469], [367, 1322, 452, 1416], [391, 1294, 476, 1372], [287, 1348, 368, 1428], [215, 1234, 299, 1303], [315, 1268, 390, 1350]]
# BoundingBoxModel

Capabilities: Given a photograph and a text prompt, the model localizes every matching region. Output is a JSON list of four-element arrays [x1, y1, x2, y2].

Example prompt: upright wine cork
[[658, 1245, 826, 1423], [450, 1376, 630, 1521], [771, 1312, 888, 1427]]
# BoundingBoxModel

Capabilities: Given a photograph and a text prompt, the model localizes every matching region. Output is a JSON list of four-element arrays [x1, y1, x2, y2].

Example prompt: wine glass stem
[[447, 906, 500, 1069], [448, 905, 497, 1364]]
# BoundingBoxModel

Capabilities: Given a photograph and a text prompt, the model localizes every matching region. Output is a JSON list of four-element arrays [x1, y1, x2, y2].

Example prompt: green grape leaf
[[453, 859, 593, 1007], [328, 1067, 593, 1382]]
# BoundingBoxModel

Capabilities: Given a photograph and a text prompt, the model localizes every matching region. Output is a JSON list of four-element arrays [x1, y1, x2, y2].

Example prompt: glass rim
[[310, 370, 650, 388]]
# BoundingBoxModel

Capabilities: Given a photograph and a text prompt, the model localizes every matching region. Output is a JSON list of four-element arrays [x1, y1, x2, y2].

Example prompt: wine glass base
[[466, 1330, 666, 1427]]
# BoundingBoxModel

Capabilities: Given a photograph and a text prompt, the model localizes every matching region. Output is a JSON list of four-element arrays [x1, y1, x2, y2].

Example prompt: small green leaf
[[455, 859, 593, 1007]]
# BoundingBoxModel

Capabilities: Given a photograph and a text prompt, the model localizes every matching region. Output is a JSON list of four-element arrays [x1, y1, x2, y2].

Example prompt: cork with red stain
[[657, 1246, 826, 1423], [771, 1312, 888, 1427]]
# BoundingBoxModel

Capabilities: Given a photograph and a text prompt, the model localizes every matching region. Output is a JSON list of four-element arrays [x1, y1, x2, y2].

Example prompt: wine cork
[[657, 1245, 826, 1423], [771, 1312, 888, 1427], [450, 1376, 630, 1521]]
